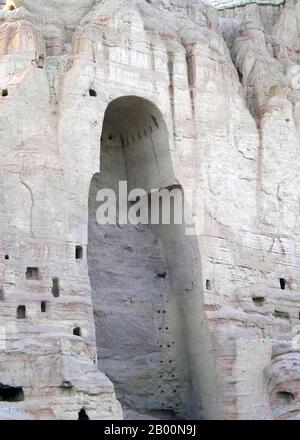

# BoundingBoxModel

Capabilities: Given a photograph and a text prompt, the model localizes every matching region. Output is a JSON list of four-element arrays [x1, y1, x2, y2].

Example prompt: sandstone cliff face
[[0, 0, 300, 420]]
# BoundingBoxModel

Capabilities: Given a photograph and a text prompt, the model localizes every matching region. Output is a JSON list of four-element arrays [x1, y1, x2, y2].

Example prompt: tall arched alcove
[[88, 96, 219, 419]]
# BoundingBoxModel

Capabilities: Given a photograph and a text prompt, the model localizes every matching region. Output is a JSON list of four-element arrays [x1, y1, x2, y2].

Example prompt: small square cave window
[[26, 267, 39, 280], [73, 327, 82, 337], [206, 280, 212, 291], [2, 89, 8, 97], [279, 278, 286, 290], [16, 305, 26, 319], [37, 56, 44, 69], [75, 246, 83, 260], [252, 296, 265, 307], [51, 277, 60, 298], [89, 89, 97, 97], [156, 271, 167, 279]]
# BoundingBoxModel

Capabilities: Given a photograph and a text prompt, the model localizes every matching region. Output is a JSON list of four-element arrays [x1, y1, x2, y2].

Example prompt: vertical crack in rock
[[167, 51, 177, 148], [256, 123, 264, 224], [183, 41, 199, 217], [184, 43, 197, 121], [19, 178, 34, 237]]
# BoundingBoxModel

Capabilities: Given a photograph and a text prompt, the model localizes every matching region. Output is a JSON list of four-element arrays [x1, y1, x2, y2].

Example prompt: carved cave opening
[[16, 305, 26, 319], [279, 278, 286, 290], [78, 408, 89, 420], [88, 96, 214, 420], [0, 384, 24, 402], [75, 245, 83, 260]]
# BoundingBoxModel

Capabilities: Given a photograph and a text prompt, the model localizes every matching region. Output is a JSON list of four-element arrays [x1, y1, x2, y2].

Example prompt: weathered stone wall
[[0, 0, 300, 420]]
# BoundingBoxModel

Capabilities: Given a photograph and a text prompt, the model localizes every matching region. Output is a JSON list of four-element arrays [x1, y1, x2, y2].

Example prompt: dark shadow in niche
[[237, 69, 243, 84], [275, 391, 294, 405], [78, 408, 89, 420], [252, 296, 265, 307], [16, 305, 26, 319], [73, 327, 82, 337], [206, 280, 212, 291], [273, 309, 289, 320], [51, 277, 60, 297], [75, 245, 83, 260], [26, 267, 39, 280], [156, 271, 167, 279], [279, 278, 286, 290], [37, 55, 45, 69], [0, 384, 24, 402]]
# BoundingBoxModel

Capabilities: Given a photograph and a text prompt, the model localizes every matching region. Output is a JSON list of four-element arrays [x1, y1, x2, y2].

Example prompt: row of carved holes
[[8, 240, 84, 413], [17, 303, 46, 318], [0, 385, 89, 418], [16, 304, 82, 335], [252, 298, 294, 317], [0, 384, 89, 418], [15, 247, 84, 333], [24, 246, 83, 295], [24, 269, 59, 297], [0, 393, 89, 420], [204, 276, 295, 320], [252, 278, 296, 320], [14, 246, 83, 278], [206, 278, 288, 294]]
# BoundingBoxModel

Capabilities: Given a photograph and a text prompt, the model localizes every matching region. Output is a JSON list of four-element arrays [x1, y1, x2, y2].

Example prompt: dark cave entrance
[[0, 384, 24, 402]]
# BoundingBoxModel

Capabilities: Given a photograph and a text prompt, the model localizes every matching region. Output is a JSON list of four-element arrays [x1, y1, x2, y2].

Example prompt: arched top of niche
[[102, 95, 177, 192]]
